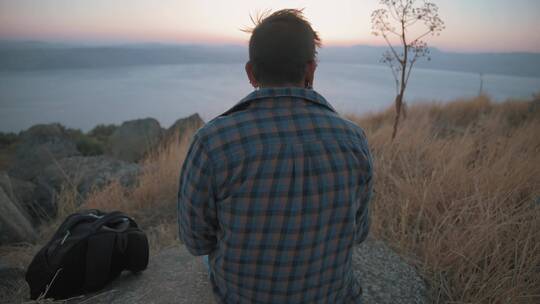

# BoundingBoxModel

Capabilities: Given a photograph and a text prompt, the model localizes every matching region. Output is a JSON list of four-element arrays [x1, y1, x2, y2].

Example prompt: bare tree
[[371, 0, 445, 139]]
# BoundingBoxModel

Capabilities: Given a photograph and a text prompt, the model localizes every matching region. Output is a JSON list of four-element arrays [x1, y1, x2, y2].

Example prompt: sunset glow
[[1, 0, 539, 52]]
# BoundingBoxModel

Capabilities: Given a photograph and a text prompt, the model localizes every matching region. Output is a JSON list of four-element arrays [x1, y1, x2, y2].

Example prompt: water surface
[[1, 63, 538, 132]]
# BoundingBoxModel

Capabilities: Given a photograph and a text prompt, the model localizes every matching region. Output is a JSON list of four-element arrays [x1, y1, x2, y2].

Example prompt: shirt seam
[[208, 135, 368, 164]]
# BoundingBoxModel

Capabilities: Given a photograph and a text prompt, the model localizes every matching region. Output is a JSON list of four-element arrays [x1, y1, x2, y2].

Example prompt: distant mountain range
[[1, 40, 539, 78], [319, 45, 540, 78]]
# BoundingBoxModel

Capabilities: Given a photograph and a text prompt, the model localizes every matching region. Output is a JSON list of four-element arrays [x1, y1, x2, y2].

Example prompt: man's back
[[178, 87, 373, 303]]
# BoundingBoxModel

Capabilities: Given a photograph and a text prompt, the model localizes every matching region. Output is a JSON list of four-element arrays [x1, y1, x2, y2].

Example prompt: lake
[[1, 63, 539, 132]]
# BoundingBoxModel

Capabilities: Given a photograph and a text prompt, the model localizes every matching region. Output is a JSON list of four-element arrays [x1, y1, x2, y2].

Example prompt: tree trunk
[[391, 93, 403, 140], [402, 101, 407, 119], [393, 18, 408, 141]]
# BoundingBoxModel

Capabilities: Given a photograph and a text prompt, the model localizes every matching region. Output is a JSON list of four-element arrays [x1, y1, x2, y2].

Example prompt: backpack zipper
[[60, 230, 70, 245]]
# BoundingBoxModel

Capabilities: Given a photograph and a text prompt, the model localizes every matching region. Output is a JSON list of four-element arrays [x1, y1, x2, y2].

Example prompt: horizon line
[[1, 38, 540, 55]]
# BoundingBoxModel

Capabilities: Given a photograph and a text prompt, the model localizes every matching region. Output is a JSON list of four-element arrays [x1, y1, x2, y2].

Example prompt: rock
[[34, 156, 140, 217], [108, 118, 162, 162], [166, 114, 204, 141], [0, 171, 17, 204], [353, 239, 427, 304], [0, 171, 35, 221], [39, 156, 140, 196], [9, 177, 37, 217], [8, 123, 80, 180], [0, 187, 37, 245], [74, 239, 426, 304], [0, 261, 26, 303]]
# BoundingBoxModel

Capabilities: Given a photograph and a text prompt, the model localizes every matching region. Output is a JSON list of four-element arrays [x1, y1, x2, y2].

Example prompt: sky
[[0, 0, 539, 53]]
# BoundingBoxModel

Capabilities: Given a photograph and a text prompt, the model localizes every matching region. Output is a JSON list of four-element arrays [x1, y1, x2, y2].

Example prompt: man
[[178, 9, 373, 304]]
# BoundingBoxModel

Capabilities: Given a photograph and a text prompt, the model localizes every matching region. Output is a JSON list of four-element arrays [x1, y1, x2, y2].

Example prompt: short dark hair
[[245, 9, 321, 85]]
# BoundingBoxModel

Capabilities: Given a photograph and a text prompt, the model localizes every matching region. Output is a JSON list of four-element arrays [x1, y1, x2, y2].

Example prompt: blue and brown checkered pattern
[[178, 87, 373, 304]]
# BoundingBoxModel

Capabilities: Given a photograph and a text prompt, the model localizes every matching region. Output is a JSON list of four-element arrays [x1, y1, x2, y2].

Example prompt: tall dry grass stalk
[[347, 95, 540, 303]]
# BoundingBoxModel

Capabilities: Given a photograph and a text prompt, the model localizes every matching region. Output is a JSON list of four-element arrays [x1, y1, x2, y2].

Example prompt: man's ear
[[304, 60, 317, 88], [245, 62, 258, 88]]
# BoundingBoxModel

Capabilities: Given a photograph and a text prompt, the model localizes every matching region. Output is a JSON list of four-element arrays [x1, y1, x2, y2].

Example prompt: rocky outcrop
[[0, 171, 17, 204], [108, 118, 162, 162], [0, 171, 36, 244], [0, 114, 202, 245], [0, 155, 141, 244], [34, 156, 140, 217], [8, 123, 80, 180], [0, 187, 36, 245], [166, 113, 204, 141], [1, 172, 36, 218], [9, 177, 37, 218], [72, 239, 426, 304]]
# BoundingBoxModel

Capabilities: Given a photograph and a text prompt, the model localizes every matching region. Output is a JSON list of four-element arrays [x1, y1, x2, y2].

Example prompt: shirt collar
[[220, 87, 337, 117]]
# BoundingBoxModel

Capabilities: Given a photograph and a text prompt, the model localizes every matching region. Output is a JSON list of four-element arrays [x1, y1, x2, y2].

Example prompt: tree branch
[[411, 30, 433, 44], [391, 67, 400, 95], [388, 3, 401, 22], [383, 34, 403, 64], [405, 56, 418, 87], [405, 18, 420, 27]]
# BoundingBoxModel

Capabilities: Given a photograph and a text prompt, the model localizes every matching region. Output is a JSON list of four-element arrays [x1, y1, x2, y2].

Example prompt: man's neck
[[259, 82, 304, 89]]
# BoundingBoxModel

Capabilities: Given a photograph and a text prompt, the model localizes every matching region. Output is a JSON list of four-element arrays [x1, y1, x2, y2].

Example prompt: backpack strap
[[49, 210, 101, 241], [83, 231, 117, 291], [90, 211, 132, 231]]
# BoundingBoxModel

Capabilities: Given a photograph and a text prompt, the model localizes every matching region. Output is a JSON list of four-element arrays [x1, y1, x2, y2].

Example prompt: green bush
[[75, 136, 104, 156], [89, 124, 118, 143], [0, 132, 19, 148], [65, 128, 105, 156]]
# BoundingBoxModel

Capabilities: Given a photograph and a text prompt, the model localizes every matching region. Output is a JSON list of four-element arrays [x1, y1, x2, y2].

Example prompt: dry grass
[[2, 95, 539, 303], [347, 95, 540, 303], [79, 130, 194, 252]]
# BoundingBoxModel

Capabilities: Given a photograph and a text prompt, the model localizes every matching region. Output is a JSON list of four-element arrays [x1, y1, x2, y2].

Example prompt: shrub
[[88, 124, 118, 142], [75, 136, 104, 156], [0, 131, 19, 148], [65, 127, 110, 156]]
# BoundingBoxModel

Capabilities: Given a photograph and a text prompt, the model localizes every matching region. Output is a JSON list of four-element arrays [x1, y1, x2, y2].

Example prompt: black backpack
[[25, 209, 149, 300]]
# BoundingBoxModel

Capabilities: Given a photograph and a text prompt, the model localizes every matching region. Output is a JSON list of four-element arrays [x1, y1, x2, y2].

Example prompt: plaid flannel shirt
[[178, 87, 373, 304]]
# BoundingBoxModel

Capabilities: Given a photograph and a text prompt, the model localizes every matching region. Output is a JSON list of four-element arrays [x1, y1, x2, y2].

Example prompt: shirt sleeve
[[354, 137, 374, 245], [177, 133, 218, 256]]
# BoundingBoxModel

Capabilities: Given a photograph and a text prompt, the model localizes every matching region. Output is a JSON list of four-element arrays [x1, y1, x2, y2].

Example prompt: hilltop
[[0, 94, 539, 303]]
